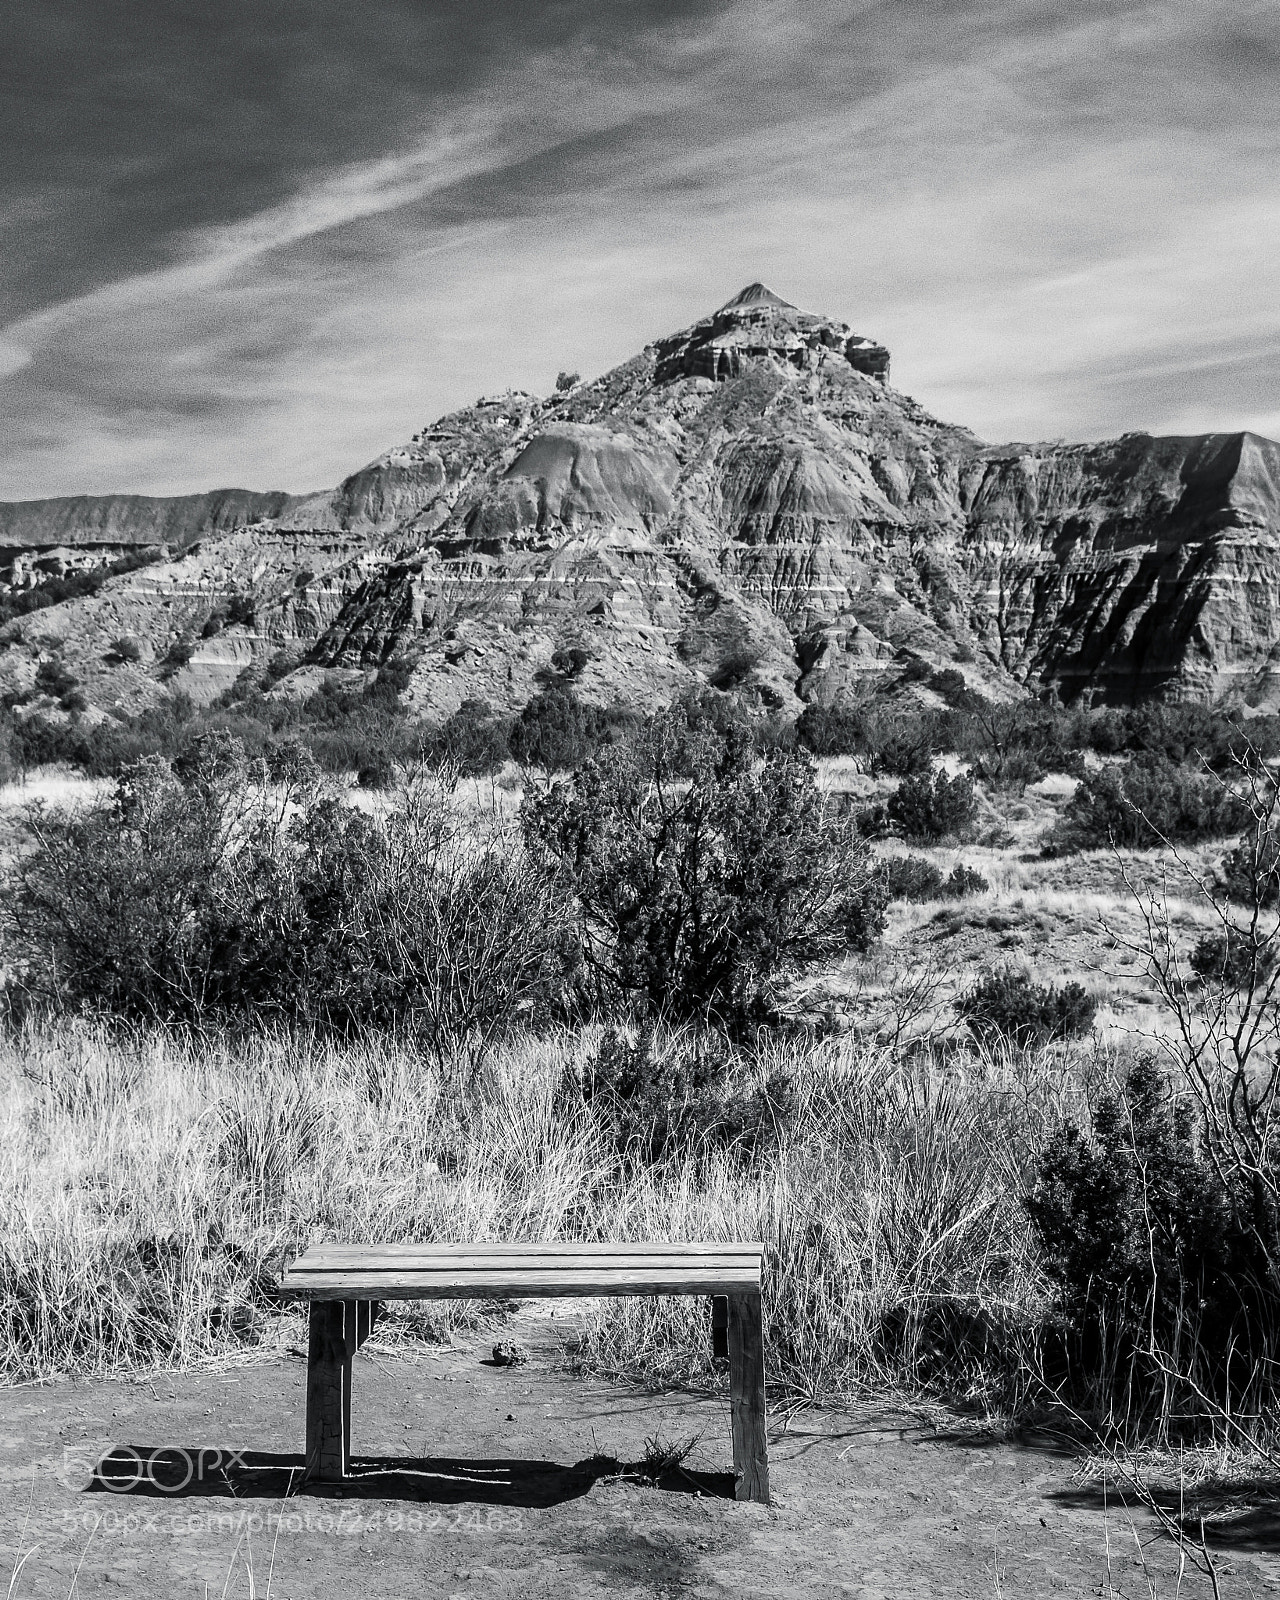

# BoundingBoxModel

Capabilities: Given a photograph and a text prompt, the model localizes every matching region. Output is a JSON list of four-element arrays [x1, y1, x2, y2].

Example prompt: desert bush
[[0, 549, 163, 633], [958, 970, 1096, 1049], [795, 702, 866, 757], [159, 637, 196, 678], [888, 769, 978, 841], [425, 697, 511, 775], [509, 687, 600, 770], [953, 705, 1087, 791], [795, 703, 933, 775], [928, 667, 982, 711], [109, 635, 145, 663], [882, 855, 989, 901], [897, 654, 933, 685], [1120, 704, 1280, 771], [524, 713, 887, 1032], [1047, 755, 1246, 853], [1188, 926, 1278, 989], [669, 684, 754, 751], [548, 643, 591, 682], [944, 862, 989, 897], [34, 657, 79, 704], [6, 738, 570, 1049], [871, 724, 934, 779], [1219, 828, 1280, 908], [882, 854, 946, 900], [1027, 1055, 1279, 1433], [569, 1025, 794, 1167]]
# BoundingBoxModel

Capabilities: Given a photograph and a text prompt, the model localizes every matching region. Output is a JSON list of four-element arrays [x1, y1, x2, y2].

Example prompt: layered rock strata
[[4, 285, 1280, 719]]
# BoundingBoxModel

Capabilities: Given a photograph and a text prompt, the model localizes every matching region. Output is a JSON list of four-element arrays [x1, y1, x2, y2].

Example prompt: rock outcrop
[[5, 284, 1280, 719]]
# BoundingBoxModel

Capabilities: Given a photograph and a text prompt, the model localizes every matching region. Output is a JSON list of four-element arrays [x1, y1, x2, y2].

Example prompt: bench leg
[[727, 1291, 769, 1504], [305, 1300, 352, 1482]]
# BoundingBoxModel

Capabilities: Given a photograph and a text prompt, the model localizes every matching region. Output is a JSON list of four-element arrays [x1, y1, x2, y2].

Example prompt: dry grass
[[0, 1018, 1085, 1408]]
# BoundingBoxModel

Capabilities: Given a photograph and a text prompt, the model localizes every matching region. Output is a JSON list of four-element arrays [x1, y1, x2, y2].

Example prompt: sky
[[2, 0, 1279, 500]]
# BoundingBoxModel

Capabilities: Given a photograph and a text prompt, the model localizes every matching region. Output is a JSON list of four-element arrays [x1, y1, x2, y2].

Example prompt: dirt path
[[3, 1323, 1276, 1599]]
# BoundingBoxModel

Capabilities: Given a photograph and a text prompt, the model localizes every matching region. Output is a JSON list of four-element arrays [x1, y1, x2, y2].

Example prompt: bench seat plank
[[298, 1241, 763, 1259], [280, 1266, 761, 1300], [279, 1242, 762, 1302]]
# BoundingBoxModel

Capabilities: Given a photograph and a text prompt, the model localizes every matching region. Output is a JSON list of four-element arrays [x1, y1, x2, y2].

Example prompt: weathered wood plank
[[281, 1266, 761, 1300], [289, 1254, 760, 1276], [298, 1241, 763, 1261], [305, 1300, 350, 1482], [727, 1291, 769, 1505], [292, 1254, 760, 1275]]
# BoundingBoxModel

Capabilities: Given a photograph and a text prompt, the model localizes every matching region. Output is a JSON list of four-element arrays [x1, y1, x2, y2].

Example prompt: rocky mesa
[[4, 282, 1280, 722]]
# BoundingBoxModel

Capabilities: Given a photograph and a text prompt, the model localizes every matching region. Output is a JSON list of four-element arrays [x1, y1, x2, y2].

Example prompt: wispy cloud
[[1, 0, 1278, 497]]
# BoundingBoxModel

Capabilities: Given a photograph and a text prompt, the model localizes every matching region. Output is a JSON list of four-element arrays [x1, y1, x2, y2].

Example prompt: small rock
[[491, 1340, 528, 1367]]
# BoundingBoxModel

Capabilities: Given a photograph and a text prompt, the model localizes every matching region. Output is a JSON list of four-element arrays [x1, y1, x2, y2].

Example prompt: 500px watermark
[[60, 1507, 525, 1536], [60, 1446, 251, 1493]]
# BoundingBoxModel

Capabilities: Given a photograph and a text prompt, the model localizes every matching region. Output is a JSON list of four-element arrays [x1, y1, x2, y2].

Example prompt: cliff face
[[6, 284, 1280, 719]]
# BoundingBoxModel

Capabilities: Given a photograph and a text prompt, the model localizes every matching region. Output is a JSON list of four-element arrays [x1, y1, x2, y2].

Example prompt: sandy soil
[[4, 1319, 1276, 1600]]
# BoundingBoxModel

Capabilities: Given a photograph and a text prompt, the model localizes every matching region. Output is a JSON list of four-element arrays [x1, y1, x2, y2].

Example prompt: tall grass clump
[[0, 1017, 1075, 1401]]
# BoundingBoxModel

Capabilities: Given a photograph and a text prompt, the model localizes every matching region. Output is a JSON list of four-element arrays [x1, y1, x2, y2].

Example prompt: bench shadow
[[84, 1447, 736, 1508]]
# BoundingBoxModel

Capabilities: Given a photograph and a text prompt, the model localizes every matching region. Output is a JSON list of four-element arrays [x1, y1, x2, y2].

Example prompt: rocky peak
[[719, 282, 797, 311], [652, 285, 891, 384]]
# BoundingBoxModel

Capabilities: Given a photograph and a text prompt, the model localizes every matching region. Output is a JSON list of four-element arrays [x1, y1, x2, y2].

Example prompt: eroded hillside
[[4, 282, 1280, 723]]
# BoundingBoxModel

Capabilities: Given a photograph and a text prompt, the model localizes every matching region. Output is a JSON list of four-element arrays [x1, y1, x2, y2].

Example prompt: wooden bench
[[278, 1241, 769, 1503]]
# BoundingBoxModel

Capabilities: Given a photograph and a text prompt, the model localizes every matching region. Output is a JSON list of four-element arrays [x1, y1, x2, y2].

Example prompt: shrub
[[509, 688, 600, 771], [6, 739, 571, 1049], [159, 637, 196, 679], [944, 863, 989, 897], [1188, 926, 1278, 989], [426, 698, 511, 776], [356, 750, 397, 790], [1121, 704, 1280, 771], [33, 658, 78, 702], [957, 969, 1096, 1048], [1027, 1056, 1277, 1428], [523, 713, 887, 1032], [795, 704, 933, 775], [928, 667, 981, 711], [555, 370, 580, 391], [872, 725, 934, 779], [0, 549, 163, 632], [549, 644, 591, 682], [947, 705, 1088, 791], [570, 1025, 794, 1167], [1219, 829, 1280, 908], [1047, 756, 1246, 853], [882, 855, 945, 900], [888, 769, 978, 842], [109, 636, 145, 663], [795, 703, 866, 757], [881, 856, 988, 901]]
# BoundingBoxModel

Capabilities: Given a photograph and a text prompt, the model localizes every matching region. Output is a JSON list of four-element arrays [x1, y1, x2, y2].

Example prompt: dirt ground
[[5, 1317, 1278, 1600]]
